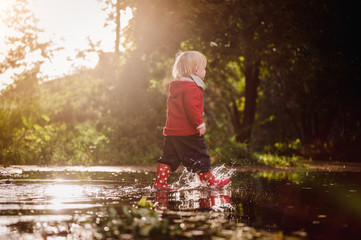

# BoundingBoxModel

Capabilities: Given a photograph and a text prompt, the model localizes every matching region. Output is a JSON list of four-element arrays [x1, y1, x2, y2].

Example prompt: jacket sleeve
[[183, 86, 204, 129]]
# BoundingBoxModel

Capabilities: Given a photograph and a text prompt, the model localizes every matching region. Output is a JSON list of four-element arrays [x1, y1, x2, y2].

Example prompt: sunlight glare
[[1, 0, 133, 90], [0, 0, 8, 14], [46, 184, 84, 211]]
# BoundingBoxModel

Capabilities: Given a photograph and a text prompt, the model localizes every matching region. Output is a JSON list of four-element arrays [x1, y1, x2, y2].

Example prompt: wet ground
[[0, 164, 360, 239]]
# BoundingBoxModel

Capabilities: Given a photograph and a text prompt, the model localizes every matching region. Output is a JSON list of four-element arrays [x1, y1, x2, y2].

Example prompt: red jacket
[[163, 80, 204, 136]]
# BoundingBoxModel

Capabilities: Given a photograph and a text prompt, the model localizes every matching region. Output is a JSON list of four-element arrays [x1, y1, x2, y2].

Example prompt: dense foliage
[[1, 0, 360, 166]]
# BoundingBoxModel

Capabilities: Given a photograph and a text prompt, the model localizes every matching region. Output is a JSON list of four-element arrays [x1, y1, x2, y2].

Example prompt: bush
[[208, 139, 255, 166], [253, 153, 308, 167], [2, 121, 109, 166]]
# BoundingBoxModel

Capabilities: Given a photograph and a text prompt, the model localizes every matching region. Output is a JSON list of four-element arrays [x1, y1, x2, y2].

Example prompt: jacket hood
[[168, 81, 200, 98]]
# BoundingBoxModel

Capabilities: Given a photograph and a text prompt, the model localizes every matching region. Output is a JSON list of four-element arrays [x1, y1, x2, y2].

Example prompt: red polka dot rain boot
[[153, 163, 178, 191], [197, 172, 230, 187]]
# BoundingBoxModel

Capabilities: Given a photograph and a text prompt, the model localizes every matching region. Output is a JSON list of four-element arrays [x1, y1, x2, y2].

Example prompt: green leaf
[[33, 124, 42, 131], [138, 196, 154, 208], [42, 114, 50, 122]]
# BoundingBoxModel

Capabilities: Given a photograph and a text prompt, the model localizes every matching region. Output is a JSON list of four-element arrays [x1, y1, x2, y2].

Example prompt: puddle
[[0, 166, 360, 239]]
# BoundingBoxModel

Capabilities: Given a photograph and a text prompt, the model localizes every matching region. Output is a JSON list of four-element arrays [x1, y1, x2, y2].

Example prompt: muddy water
[[0, 166, 360, 239]]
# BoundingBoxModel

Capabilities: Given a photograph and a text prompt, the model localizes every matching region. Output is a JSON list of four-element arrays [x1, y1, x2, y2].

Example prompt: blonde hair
[[172, 51, 207, 79]]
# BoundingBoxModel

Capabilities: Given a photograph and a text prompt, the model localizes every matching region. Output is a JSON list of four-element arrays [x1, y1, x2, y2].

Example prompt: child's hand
[[198, 125, 206, 136]]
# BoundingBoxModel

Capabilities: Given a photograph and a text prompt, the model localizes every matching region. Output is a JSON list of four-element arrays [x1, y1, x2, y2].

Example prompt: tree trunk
[[226, 97, 242, 137], [236, 59, 260, 143]]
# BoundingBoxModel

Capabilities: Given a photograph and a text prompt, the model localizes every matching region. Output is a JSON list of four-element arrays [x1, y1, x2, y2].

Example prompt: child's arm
[[197, 123, 206, 136], [183, 87, 205, 134]]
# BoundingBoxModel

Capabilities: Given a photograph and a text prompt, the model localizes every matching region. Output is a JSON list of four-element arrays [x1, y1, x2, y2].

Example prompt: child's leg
[[170, 135, 211, 173], [157, 137, 181, 172], [172, 135, 230, 187], [154, 137, 180, 190]]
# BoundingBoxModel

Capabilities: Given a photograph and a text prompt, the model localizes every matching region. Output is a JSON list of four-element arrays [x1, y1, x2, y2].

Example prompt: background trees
[[122, 0, 361, 161], [1, 0, 360, 165], [0, 0, 53, 164]]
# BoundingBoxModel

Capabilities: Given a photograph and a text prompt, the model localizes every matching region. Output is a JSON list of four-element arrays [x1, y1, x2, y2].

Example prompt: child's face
[[195, 64, 206, 80]]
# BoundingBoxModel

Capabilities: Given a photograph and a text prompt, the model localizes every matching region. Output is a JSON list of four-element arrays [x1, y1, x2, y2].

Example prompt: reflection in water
[[0, 167, 360, 239], [45, 183, 90, 210], [155, 188, 231, 211]]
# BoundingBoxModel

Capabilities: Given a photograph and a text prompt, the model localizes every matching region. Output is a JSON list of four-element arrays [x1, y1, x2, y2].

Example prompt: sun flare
[[46, 184, 83, 210], [0, 0, 8, 12], [0, 0, 133, 89]]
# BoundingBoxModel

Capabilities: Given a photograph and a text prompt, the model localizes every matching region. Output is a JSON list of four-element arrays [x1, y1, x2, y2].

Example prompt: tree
[[0, 0, 54, 164], [123, 0, 361, 160], [98, 0, 131, 56], [0, 0, 53, 75]]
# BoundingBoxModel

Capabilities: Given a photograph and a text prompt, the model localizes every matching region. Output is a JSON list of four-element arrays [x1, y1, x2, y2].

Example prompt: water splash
[[171, 165, 235, 189], [212, 164, 235, 179]]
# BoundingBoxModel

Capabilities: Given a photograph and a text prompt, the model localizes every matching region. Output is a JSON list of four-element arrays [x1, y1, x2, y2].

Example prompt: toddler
[[153, 51, 230, 190]]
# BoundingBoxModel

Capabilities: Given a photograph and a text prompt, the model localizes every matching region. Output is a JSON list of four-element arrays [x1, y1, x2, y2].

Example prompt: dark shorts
[[157, 134, 211, 173]]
